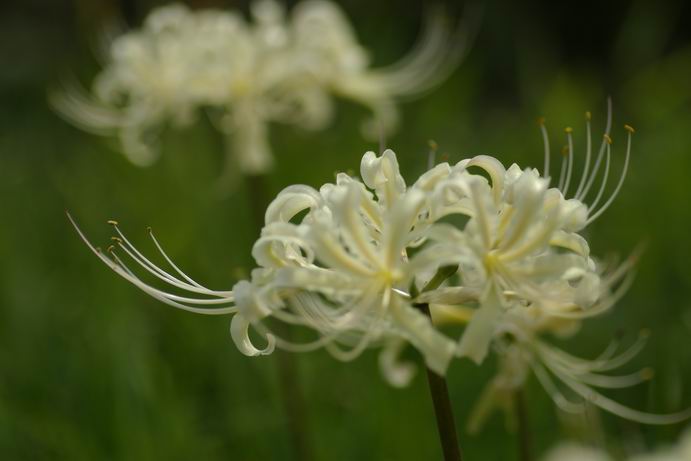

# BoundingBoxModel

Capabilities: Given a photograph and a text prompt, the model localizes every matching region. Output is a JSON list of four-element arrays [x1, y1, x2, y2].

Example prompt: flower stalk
[[515, 389, 532, 461], [417, 302, 464, 461], [415, 266, 463, 461]]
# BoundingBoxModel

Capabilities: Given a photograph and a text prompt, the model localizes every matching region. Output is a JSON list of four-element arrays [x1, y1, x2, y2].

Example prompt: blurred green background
[[2, 0, 691, 459]]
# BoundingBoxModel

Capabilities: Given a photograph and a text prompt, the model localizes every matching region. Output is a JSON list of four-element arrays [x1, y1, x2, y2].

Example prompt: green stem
[[416, 302, 463, 461], [245, 174, 314, 461], [516, 389, 532, 461]]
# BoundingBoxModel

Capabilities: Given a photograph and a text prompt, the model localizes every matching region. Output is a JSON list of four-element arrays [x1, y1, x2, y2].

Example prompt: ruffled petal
[[379, 339, 417, 388], [265, 185, 322, 224], [360, 149, 407, 206], [230, 314, 276, 356]]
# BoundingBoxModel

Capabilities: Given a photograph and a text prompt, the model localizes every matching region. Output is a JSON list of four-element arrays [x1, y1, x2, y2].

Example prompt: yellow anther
[[624, 124, 635, 134], [428, 140, 438, 151], [537, 116, 546, 126], [110, 236, 122, 243], [106, 245, 115, 253], [640, 368, 655, 380], [585, 111, 592, 121], [561, 145, 570, 156], [107, 220, 118, 226], [603, 134, 613, 145], [146, 226, 152, 233], [565, 126, 573, 134]]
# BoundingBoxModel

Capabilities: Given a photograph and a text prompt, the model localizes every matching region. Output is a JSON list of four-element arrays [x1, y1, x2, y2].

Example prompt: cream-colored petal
[[360, 149, 407, 206], [230, 313, 276, 356], [457, 284, 503, 365], [379, 339, 417, 388]]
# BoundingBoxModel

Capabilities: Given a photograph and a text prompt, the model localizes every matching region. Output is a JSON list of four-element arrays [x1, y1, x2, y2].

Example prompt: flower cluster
[[542, 427, 691, 461], [71, 107, 690, 426], [52, 0, 470, 173]]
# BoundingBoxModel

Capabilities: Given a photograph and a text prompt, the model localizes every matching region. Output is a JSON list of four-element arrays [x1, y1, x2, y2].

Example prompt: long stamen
[[557, 145, 569, 191], [325, 298, 386, 362], [586, 126, 633, 225], [574, 112, 592, 198], [532, 361, 585, 414], [571, 368, 653, 389], [561, 127, 575, 196], [587, 138, 611, 212], [539, 117, 550, 179], [110, 221, 196, 288], [148, 227, 205, 289], [577, 98, 613, 201], [540, 344, 654, 389], [67, 212, 236, 315], [375, 4, 477, 99], [110, 250, 235, 306], [546, 268, 636, 320], [536, 330, 648, 373], [111, 221, 232, 296], [112, 238, 220, 296], [550, 366, 691, 425]]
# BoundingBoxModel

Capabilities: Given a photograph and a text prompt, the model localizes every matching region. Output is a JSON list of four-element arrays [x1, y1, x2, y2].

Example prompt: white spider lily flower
[[415, 107, 690, 427], [51, 0, 472, 174], [240, 149, 465, 375], [66, 149, 464, 374], [417, 105, 634, 366]]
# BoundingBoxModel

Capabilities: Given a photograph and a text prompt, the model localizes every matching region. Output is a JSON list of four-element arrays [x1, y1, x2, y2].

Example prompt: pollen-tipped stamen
[[557, 145, 569, 191], [587, 138, 612, 212], [561, 127, 575, 196], [574, 111, 593, 198], [67, 212, 236, 315], [539, 117, 550, 179], [576, 98, 613, 202], [586, 126, 632, 225]]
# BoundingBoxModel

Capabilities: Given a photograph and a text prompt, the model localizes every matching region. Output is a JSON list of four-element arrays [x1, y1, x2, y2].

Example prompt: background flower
[[51, 0, 471, 175]]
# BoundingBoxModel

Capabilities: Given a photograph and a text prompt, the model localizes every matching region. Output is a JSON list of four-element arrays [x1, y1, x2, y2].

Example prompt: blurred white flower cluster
[[73, 106, 691, 426], [53, 0, 469, 173], [542, 426, 691, 461]]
